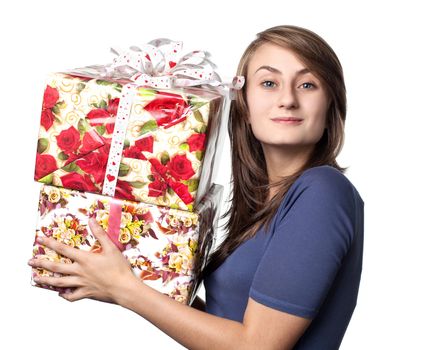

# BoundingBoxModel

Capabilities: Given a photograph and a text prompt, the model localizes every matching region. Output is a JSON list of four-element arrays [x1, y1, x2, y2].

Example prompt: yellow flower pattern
[[31, 184, 223, 304]]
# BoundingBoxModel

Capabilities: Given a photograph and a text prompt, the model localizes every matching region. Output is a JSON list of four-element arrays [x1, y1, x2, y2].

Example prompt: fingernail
[[36, 237, 44, 244], [33, 276, 40, 282], [28, 259, 34, 266]]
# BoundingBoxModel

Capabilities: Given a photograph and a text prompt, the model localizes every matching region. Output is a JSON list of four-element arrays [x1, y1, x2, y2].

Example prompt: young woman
[[28, 25, 364, 349]]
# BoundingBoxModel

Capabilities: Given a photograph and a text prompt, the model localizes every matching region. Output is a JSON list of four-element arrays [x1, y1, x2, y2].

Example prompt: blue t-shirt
[[204, 165, 364, 349]]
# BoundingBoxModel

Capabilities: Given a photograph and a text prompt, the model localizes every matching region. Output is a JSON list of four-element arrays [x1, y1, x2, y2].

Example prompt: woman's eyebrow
[[254, 66, 311, 76]]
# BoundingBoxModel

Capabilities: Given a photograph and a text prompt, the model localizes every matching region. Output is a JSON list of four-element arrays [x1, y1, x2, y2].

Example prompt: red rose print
[[167, 154, 195, 180], [60, 172, 98, 192], [86, 109, 111, 133], [144, 91, 190, 128], [148, 158, 168, 179], [135, 135, 154, 153], [40, 85, 60, 131], [186, 133, 206, 152], [87, 108, 110, 122], [86, 98, 119, 134], [43, 85, 59, 109], [123, 145, 147, 160], [75, 147, 109, 185], [115, 180, 135, 201], [107, 98, 120, 115], [168, 179, 194, 205], [40, 109, 55, 131], [148, 179, 167, 197], [146, 157, 194, 203], [35, 153, 58, 180], [106, 124, 114, 135], [100, 136, 113, 150], [56, 126, 81, 154], [146, 158, 170, 197], [79, 131, 106, 154]]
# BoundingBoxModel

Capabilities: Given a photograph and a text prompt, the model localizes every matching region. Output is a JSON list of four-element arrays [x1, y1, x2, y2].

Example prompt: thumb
[[88, 218, 117, 252]]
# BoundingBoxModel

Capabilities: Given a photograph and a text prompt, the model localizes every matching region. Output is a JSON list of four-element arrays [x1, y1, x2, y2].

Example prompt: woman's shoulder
[[275, 165, 364, 231], [284, 165, 363, 207], [298, 165, 354, 190]]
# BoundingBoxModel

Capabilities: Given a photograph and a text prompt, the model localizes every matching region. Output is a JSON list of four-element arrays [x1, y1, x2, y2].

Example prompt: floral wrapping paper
[[35, 72, 226, 211], [30, 183, 223, 305]]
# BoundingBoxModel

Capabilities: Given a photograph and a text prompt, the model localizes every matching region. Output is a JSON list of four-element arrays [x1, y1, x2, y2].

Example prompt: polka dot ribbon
[[106, 38, 245, 91], [102, 83, 136, 197]]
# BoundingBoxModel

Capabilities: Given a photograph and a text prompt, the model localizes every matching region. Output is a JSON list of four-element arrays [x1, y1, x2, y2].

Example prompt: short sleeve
[[249, 167, 358, 319]]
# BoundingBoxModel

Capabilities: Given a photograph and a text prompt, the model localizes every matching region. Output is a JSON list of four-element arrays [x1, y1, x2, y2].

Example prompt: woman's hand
[[28, 218, 136, 303]]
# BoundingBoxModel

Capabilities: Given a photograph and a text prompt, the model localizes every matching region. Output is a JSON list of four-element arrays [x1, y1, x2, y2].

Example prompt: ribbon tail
[[107, 198, 126, 251]]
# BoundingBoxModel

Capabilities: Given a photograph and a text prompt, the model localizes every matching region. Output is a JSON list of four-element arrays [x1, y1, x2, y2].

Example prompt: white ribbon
[[105, 38, 245, 91], [102, 83, 136, 198]]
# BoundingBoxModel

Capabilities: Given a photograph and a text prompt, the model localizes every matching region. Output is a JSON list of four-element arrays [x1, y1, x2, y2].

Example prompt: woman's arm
[[112, 273, 311, 350], [29, 219, 311, 350]]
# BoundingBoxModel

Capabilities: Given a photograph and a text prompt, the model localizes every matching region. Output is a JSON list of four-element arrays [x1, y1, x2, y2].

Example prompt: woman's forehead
[[247, 43, 308, 76]]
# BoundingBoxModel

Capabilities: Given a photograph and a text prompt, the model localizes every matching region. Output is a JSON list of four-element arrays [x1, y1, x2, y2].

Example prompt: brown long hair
[[204, 25, 347, 276]]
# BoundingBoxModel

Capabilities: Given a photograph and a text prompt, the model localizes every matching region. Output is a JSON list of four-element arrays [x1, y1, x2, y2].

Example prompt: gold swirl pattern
[[169, 135, 180, 146], [137, 189, 151, 202], [129, 159, 143, 173], [71, 93, 81, 105], [65, 111, 79, 126], [134, 102, 144, 115], [48, 132, 58, 144], [87, 95, 100, 107], [129, 121, 145, 138], [98, 87, 112, 100], [74, 108, 86, 120], [159, 195, 171, 207], [131, 175, 145, 183], [59, 77, 74, 93], [173, 198, 182, 208]]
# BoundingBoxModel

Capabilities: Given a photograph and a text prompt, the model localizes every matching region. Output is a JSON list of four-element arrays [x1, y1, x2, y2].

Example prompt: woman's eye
[[300, 82, 315, 89], [261, 80, 277, 88]]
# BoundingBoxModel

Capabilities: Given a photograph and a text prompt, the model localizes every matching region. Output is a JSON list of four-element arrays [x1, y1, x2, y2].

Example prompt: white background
[[0, 0, 434, 348]]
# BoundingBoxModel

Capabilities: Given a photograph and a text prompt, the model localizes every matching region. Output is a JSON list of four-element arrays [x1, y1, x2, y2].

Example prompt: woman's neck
[[262, 144, 313, 199]]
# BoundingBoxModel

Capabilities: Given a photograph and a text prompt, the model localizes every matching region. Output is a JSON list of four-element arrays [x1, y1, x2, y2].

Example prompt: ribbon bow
[[105, 38, 244, 91]]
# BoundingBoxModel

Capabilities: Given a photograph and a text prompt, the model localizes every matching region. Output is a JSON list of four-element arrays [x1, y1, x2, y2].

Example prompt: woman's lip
[[271, 117, 303, 123]]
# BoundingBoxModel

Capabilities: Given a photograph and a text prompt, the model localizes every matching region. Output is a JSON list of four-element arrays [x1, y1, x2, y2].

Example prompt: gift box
[[30, 183, 223, 305], [34, 39, 241, 211]]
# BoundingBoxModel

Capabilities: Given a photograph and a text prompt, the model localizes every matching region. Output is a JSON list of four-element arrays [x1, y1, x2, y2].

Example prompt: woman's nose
[[278, 85, 298, 109]]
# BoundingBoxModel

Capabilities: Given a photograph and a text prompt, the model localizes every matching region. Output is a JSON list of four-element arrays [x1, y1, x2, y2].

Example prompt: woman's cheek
[[249, 120, 269, 144]]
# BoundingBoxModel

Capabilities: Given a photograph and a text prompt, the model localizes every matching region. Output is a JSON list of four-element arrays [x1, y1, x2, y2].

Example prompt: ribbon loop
[[104, 38, 244, 92]]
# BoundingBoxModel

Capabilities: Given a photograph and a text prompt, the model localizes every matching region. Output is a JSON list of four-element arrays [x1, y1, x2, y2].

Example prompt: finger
[[36, 236, 82, 262], [88, 218, 117, 252], [33, 275, 82, 288], [59, 288, 88, 302], [28, 257, 77, 275]]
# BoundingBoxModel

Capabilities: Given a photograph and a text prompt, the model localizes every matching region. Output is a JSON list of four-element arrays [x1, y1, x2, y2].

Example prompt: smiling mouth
[[271, 117, 303, 123]]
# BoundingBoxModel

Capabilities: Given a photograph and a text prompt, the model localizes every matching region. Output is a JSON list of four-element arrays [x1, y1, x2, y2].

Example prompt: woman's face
[[246, 43, 330, 153]]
